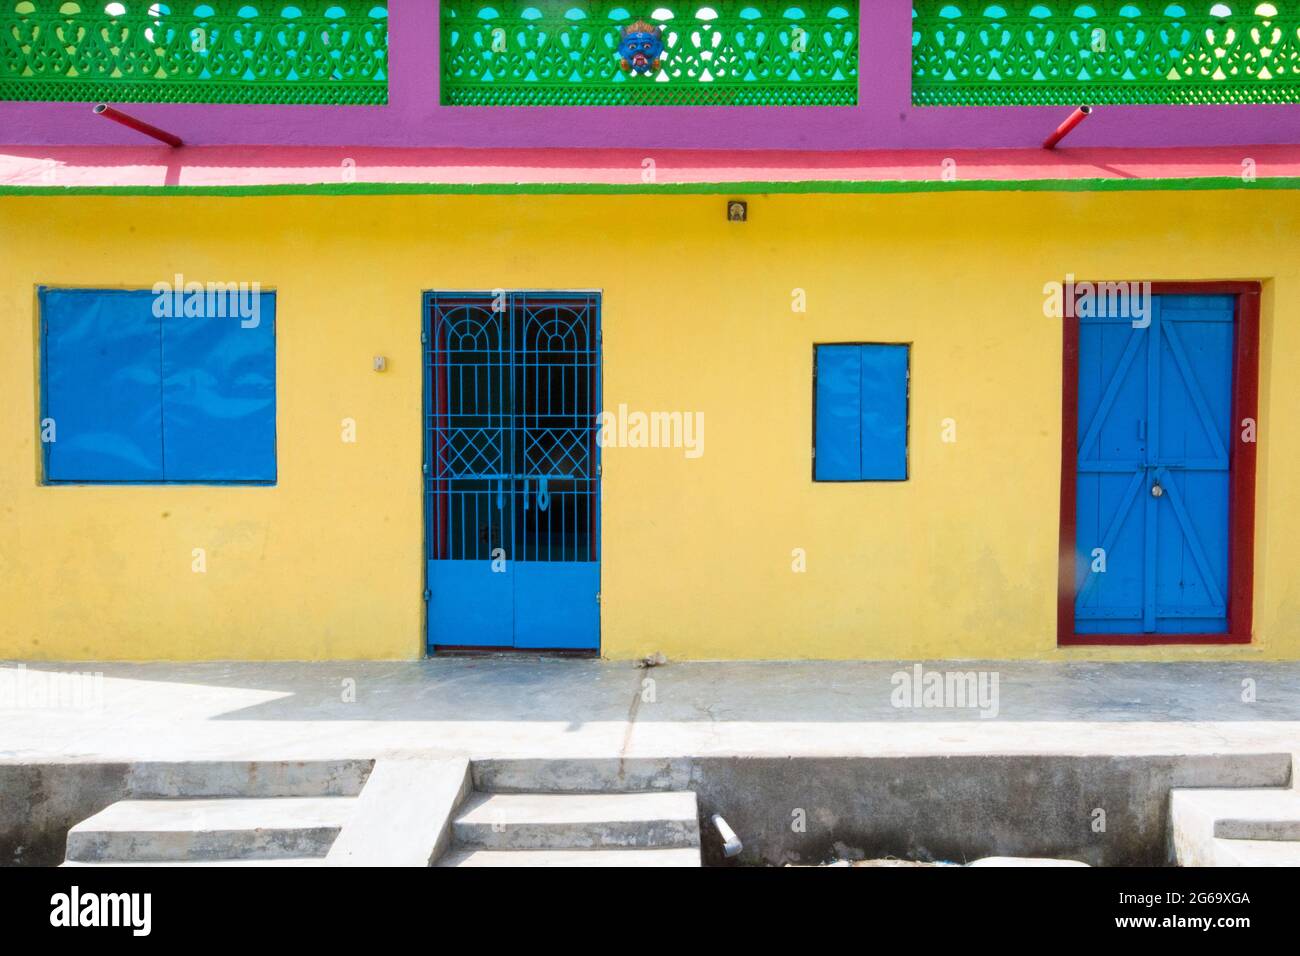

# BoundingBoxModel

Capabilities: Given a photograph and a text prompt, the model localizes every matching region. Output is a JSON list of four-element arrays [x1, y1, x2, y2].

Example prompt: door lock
[[1151, 482, 1163, 498]]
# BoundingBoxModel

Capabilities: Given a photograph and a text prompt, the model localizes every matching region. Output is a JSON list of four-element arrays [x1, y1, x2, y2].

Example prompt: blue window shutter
[[814, 345, 863, 480], [161, 292, 276, 481], [859, 344, 908, 480], [41, 289, 163, 481], [815, 343, 908, 481]]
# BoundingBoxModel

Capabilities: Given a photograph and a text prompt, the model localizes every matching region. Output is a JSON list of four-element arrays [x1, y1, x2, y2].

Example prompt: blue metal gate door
[[510, 294, 601, 648], [426, 295, 514, 646], [425, 292, 600, 651], [1075, 294, 1233, 636]]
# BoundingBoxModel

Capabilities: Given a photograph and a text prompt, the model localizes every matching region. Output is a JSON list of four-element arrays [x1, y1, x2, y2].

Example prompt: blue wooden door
[[425, 293, 600, 651], [1075, 294, 1234, 635]]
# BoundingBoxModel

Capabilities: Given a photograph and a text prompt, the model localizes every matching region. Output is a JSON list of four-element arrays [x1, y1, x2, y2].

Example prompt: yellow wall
[[1, 189, 1297, 661]]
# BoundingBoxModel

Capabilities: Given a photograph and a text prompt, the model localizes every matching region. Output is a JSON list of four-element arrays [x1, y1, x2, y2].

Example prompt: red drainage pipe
[[1042, 105, 1092, 150], [93, 104, 183, 148]]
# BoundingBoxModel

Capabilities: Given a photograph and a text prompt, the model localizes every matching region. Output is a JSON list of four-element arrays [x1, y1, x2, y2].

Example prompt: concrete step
[[967, 857, 1089, 867], [125, 760, 373, 799], [1171, 788, 1300, 866], [472, 758, 692, 794], [1209, 790, 1300, 841], [65, 797, 357, 863], [439, 847, 701, 867], [452, 791, 699, 851], [61, 858, 328, 867]]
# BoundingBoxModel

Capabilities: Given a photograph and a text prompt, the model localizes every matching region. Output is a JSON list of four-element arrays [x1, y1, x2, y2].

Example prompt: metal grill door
[[425, 292, 600, 650]]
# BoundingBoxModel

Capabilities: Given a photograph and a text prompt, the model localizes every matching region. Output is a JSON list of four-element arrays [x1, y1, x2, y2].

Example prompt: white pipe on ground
[[712, 813, 743, 858]]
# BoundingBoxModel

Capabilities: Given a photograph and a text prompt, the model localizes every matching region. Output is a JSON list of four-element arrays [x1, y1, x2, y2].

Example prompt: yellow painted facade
[[1, 189, 1298, 661]]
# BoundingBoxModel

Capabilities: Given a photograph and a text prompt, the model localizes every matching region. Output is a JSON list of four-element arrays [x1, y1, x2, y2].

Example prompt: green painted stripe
[[0, 176, 1297, 197]]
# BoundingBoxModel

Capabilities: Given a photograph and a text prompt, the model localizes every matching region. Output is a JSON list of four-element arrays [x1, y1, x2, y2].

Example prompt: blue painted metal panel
[[40, 288, 163, 482], [428, 560, 513, 646], [815, 344, 908, 481], [1075, 294, 1233, 635], [859, 344, 908, 480], [814, 345, 862, 480], [513, 562, 600, 648], [161, 294, 276, 481]]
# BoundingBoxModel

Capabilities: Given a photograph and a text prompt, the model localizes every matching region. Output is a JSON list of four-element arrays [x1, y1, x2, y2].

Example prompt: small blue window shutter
[[859, 345, 908, 480], [815, 345, 863, 480], [41, 289, 164, 481], [816, 344, 908, 481], [161, 292, 276, 481]]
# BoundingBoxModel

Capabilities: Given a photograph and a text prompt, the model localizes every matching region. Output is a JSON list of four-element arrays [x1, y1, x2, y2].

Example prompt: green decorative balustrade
[[1, 1, 387, 104], [913, 2, 1300, 105], [440, 2, 858, 106]]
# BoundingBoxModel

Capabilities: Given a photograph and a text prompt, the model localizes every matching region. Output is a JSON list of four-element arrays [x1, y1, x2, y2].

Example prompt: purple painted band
[[1, 2, 1295, 150]]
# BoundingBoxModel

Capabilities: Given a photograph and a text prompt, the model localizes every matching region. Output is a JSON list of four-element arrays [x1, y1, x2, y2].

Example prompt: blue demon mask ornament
[[618, 20, 664, 75]]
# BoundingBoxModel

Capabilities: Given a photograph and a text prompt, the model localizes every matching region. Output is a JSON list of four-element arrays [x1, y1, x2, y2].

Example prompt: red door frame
[[1058, 281, 1260, 646]]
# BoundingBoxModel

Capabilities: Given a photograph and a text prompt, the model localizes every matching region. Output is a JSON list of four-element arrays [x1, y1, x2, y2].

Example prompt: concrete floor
[[3, 659, 1299, 764]]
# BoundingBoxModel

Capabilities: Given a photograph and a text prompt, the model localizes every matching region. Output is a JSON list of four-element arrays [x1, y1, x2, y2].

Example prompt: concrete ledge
[[5, 752, 1291, 866], [689, 753, 1293, 867], [326, 756, 471, 867]]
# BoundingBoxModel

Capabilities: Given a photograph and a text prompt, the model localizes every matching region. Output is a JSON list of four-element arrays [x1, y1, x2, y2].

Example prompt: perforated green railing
[[913, 1, 1300, 105], [440, 2, 858, 106], [1, 1, 387, 104]]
